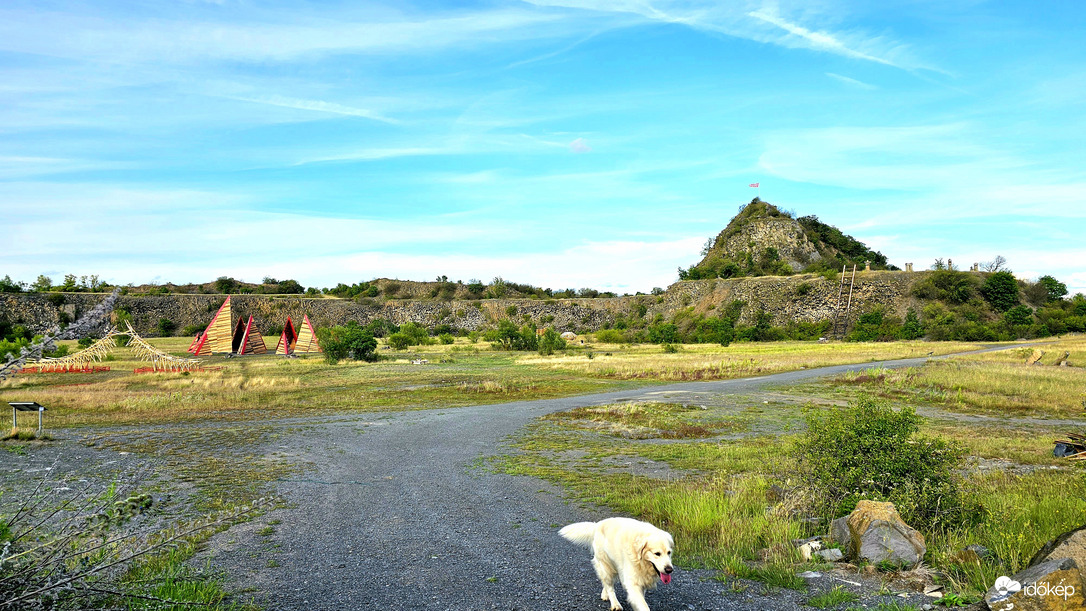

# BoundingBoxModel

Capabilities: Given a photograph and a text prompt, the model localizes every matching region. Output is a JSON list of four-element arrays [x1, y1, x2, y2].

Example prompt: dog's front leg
[[593, 557, 622, 611], [619, 573, 651, 611]]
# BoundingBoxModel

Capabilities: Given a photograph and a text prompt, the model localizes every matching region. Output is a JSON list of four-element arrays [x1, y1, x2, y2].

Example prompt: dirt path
[[203, 353, 975, 611]]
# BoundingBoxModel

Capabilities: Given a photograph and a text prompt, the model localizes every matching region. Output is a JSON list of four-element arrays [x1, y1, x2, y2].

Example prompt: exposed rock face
[[842, 500, 926, 567], [986, 557, 1086, 611], [715, 214, 822, 272], [0, 270, 929, 337]]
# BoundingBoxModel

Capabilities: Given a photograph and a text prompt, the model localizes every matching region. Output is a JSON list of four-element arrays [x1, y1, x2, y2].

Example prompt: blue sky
[[2, 1, 1084, 295]]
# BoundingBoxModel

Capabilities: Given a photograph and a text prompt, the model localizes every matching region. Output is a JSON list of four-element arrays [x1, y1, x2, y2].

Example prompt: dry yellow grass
[[518, 340, 984, 381], [837, 336, 1086, 417]]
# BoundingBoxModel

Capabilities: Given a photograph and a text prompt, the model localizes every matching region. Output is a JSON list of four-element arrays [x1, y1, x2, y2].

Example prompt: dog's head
[[638, 530, 674, 584]]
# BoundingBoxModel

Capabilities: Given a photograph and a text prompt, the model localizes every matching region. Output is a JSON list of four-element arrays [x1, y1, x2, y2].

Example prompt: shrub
[[387, 332, 412, 350], [438, 333, 454, 345], [1004, 304, 1033, 326], [182, 324, 204, 336], [595, 329, 627, 344], [980, 271, 1019, 311], [505, 305, 518, 317], [156, 318, 177, 336], [491, 320, 538, 351], [537, 328, 566, 355], [913, 270, 980, 304], [795, 395, 978, 531], [318, 322, 378, 363]]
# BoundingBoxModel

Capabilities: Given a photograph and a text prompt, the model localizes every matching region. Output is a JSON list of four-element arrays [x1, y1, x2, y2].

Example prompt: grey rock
[[816, 548, 844, 562], [830, 516, 851, 549]]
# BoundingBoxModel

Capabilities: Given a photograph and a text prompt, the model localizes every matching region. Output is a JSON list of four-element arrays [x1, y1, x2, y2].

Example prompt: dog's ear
[[635, 536, 649, 561]]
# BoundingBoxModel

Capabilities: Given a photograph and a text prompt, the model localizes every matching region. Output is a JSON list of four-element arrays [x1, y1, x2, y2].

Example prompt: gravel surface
[[201, 354, 965, 611]]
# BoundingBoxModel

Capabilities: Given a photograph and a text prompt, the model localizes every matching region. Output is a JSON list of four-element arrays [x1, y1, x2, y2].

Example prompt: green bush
[[438, 333, 454, 345], [595, 328, 627, 344], [1004, 304, 1033, 326], [156, 318, 177, 336], [387, 332, 412, 350], [795, 395, 978, 531], [912, 270, 980, 304], [318, 322, 378, 363], [980, 271, 1019, 311], [537, 328, 566, 355], [181, 324, 204, 336]]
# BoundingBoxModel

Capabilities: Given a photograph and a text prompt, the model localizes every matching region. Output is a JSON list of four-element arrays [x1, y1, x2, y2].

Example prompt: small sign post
[[9, 402, 46, 435]]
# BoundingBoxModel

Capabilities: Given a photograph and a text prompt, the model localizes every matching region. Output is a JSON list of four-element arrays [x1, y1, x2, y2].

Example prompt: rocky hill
[[680, 199, 892, 280]]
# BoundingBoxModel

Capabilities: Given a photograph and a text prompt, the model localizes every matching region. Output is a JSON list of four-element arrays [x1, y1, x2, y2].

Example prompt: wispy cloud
[[748, 8, 899, 67], [826, 72, 877, 90], [0, 7, 568, 64], [227, 95, 401, 124], [522, 0, 927, 70]]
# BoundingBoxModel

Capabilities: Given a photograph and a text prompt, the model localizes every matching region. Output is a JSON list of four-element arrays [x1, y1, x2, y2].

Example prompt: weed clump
[[794, 395, 979, 531]]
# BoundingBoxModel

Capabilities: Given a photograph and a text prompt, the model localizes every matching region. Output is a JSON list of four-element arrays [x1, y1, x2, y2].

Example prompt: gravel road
[[204, 353, 968, 611]]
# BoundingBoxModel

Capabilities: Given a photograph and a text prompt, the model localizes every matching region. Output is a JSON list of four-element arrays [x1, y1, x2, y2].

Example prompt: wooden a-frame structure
[[275, 317, 298, 356], [188, 297, 233, 356], [231, 315, 268, 355], [293, 315, 322, 354]]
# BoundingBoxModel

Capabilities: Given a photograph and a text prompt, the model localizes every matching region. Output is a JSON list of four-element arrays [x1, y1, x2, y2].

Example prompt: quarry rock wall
[[0, 271, 926, 337]]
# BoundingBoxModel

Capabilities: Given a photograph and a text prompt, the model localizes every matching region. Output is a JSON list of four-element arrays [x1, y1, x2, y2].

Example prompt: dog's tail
[[558, 521, 597, 547]]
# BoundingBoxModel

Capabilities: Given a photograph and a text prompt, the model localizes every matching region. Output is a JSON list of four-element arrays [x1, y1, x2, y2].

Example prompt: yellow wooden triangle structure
[[293, 315, 322, 354], [189, 297, 233, 355]]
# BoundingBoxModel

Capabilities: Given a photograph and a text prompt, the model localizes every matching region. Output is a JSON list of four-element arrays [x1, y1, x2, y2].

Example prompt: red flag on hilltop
[[749, 183, 759, 188]]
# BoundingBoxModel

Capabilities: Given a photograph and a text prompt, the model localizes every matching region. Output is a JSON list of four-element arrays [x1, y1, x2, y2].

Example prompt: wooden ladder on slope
[[830, 264, 858, 339]]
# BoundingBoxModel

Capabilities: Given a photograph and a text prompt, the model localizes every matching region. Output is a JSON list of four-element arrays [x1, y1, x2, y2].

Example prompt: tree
[[277, 279, 305, 294], [31, 275, 53, 292], [537, 328, 566, 355], [980, 271, 1020, 312], [215, 276, 239, 293], [1037, 275, 1068, 303], [0, 275, 25, 293], [981, 255, 1008, 273]]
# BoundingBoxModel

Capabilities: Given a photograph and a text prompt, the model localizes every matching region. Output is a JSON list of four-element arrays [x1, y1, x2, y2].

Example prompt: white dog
[[559, 517, 674, 611]]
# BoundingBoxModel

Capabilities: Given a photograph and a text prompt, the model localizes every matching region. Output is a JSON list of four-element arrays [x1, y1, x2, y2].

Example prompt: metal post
[[11, 404, 15, 433], [38, 406, 43, 434]]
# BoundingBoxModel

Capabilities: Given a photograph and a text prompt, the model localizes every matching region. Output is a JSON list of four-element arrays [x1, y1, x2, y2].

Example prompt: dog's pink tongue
[[660, 573, 672, 585]]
